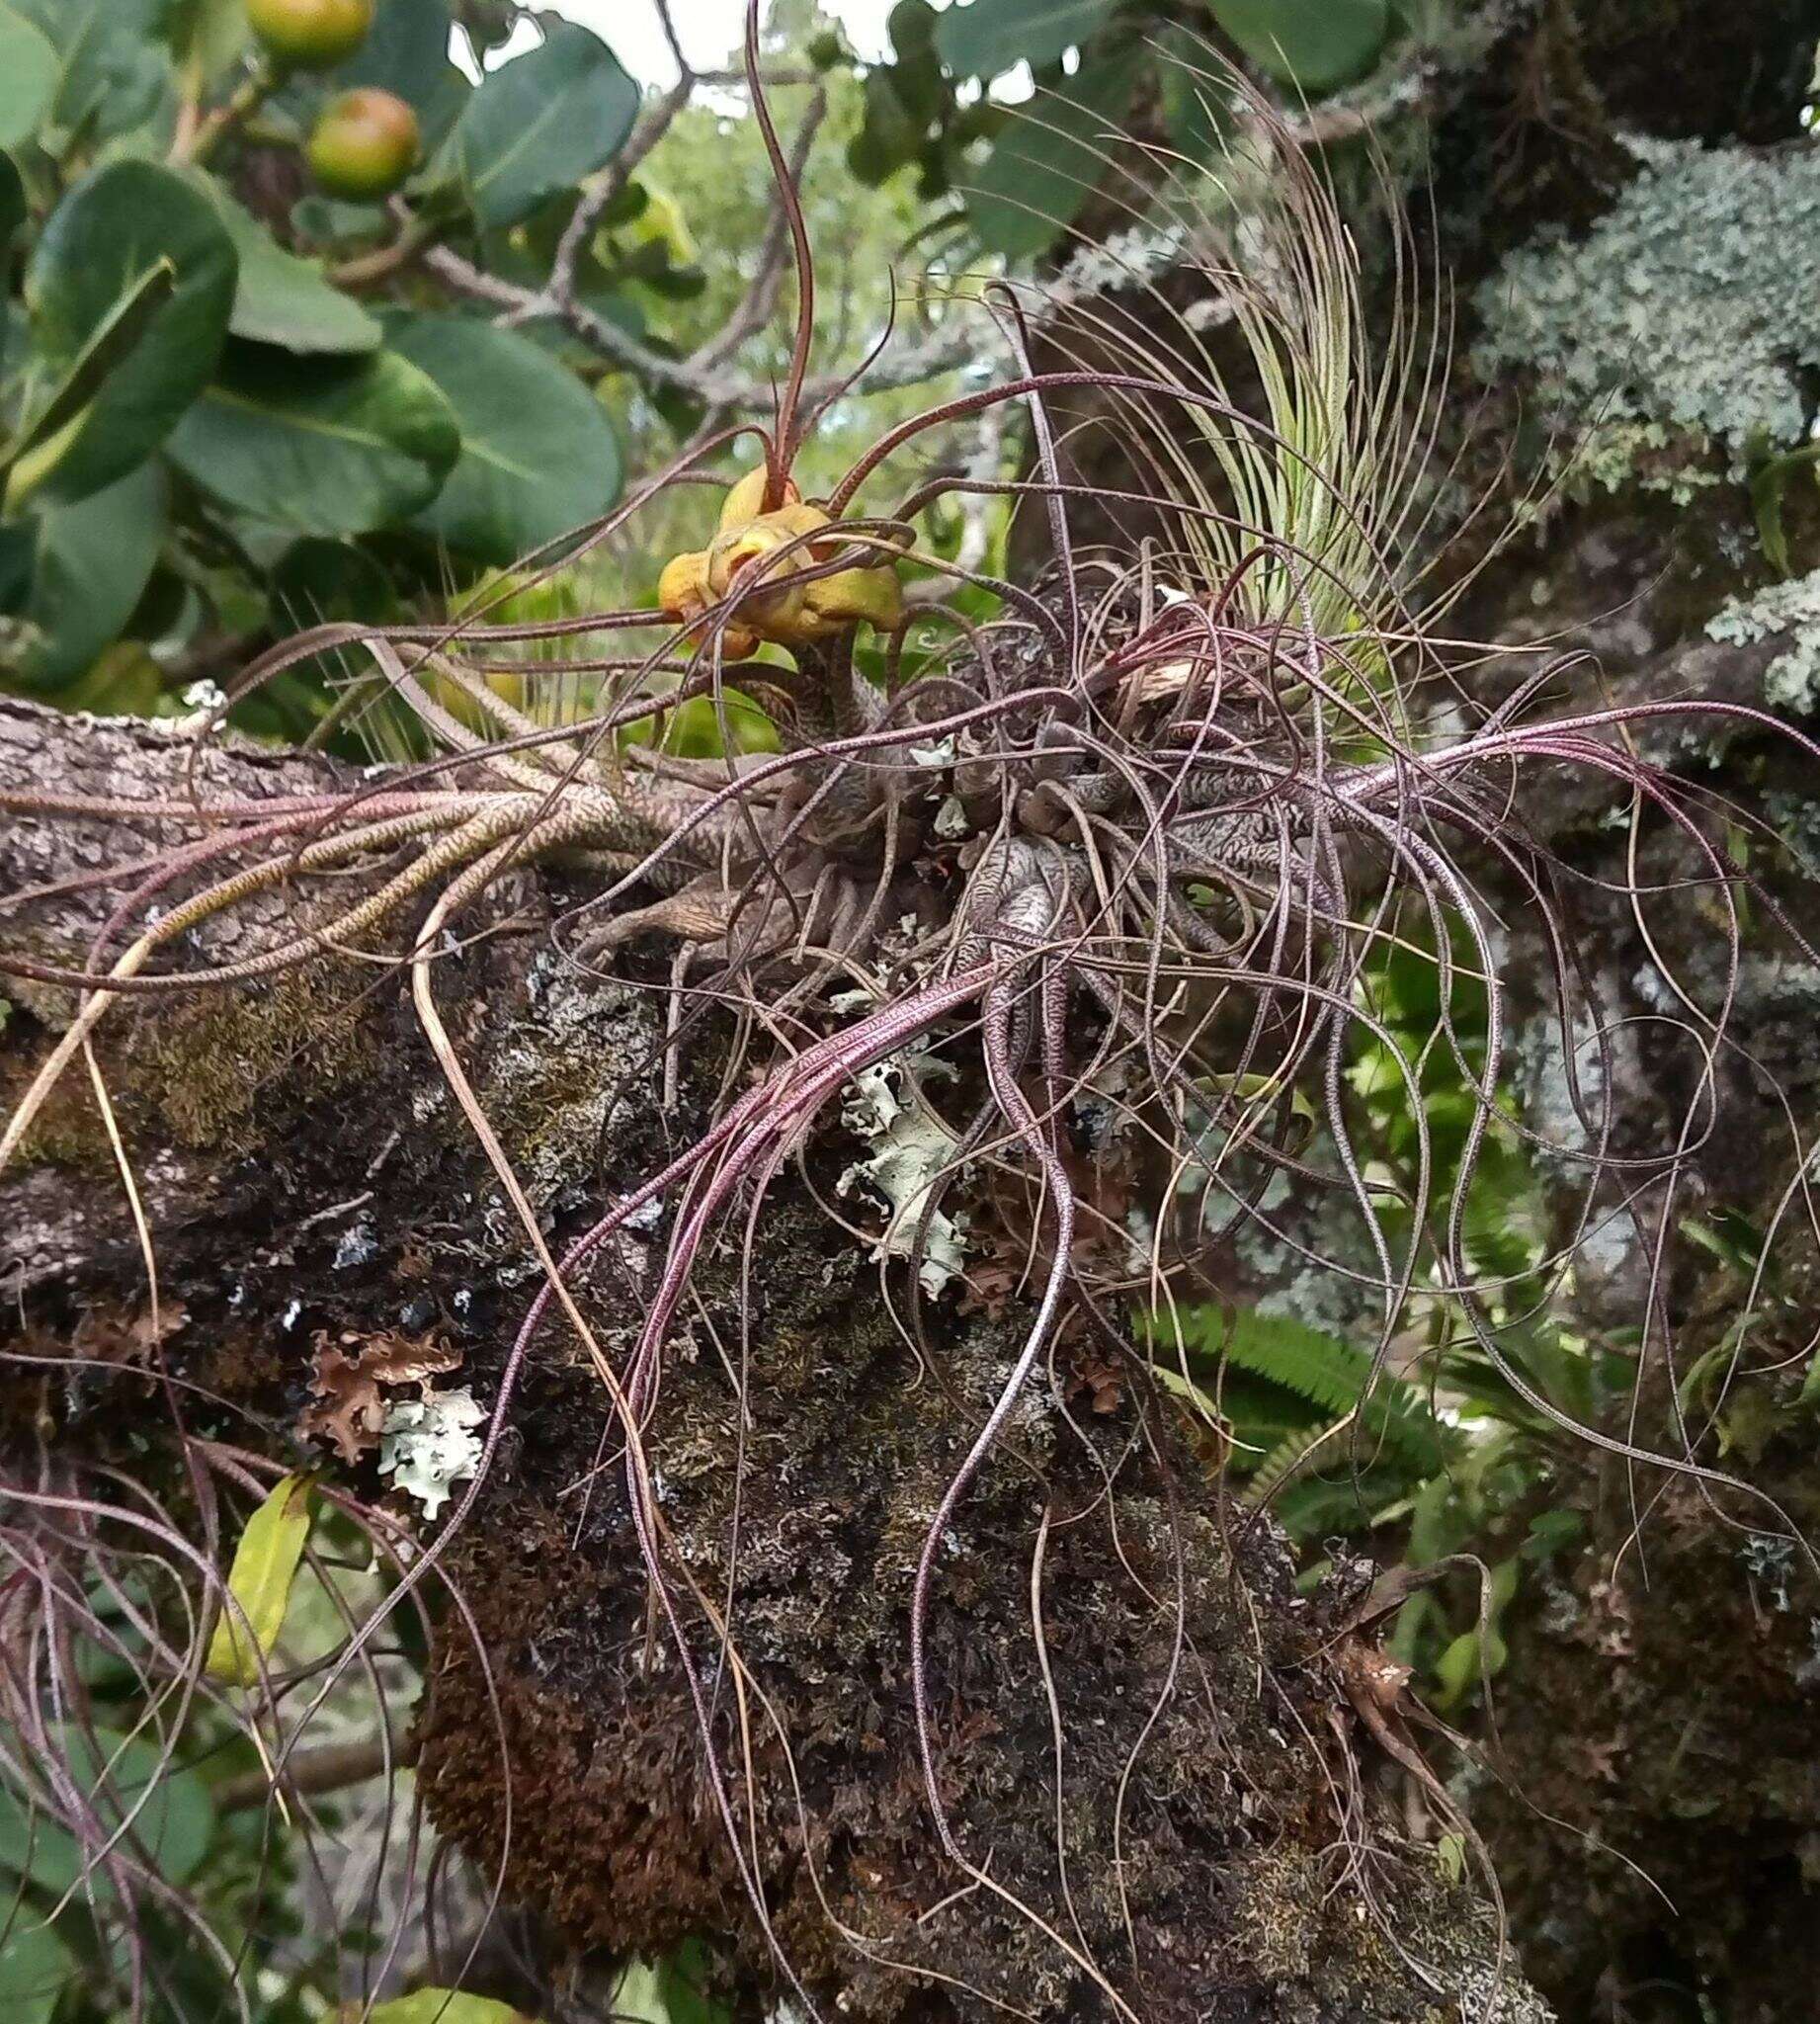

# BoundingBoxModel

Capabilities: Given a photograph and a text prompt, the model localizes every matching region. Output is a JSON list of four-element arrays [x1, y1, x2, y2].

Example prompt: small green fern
[[1142, 1302, 1451, 1480], [1246, 1419, 1360, 1513]]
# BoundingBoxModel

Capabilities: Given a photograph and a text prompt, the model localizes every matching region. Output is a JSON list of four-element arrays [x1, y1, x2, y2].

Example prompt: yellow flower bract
[[658, 465, 903, 656]]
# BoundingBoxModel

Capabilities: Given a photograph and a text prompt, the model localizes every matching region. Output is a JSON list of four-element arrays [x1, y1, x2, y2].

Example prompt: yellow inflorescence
[[658, 466, 903, 659]]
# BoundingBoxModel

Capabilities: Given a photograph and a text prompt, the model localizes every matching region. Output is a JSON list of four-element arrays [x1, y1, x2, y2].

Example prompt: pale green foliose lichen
[[379, 1387, 485, 1520], [1704, 567, 1820, 715], [837, 1054, 967, 1298], [1474, 137, 1820, 478]]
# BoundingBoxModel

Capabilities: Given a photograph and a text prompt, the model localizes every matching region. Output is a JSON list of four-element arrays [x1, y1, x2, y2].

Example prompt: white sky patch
[[455, 0, 897, 85], [452, 2, 1035, 99]]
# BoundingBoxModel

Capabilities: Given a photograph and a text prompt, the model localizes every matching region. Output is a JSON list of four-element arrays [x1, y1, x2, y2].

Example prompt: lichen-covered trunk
[[0, 700, 1540, 2019], [1016, 5, 1820, 2014]]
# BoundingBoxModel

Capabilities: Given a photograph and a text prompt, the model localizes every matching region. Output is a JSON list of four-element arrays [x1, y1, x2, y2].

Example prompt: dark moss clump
[[417, 1196, 1540, 2021], [126, 956, 381, 1153], [1477, 1392, 1820, 2022]]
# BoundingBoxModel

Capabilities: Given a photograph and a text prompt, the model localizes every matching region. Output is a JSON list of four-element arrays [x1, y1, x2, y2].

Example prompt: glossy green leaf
[[169, 0, 251, 83], [365, 1993, 530, 2024], [14, 0, 173, 144], [229, 543, 388, 738], [207, 186, 382, 356], [889, 0, 939, 55], [167, 342, 459, 538], [848, 66, 923, 185], [5, 260, 177, 508], [22, 160, 236, 506], [450, 22, 639, 230], [964, 51, 1139, 259], [3, 462, 166, 690], [384, 311, 622, 564], [0, 1722, 214, 1898], [1207, 0, 1391, 93], [271, 535, 397, 634], [205, 1472, 316, 1686], [935, 0, 1114, 77], [0, 4, 56, 147], [0, 1917, 72, 2024]]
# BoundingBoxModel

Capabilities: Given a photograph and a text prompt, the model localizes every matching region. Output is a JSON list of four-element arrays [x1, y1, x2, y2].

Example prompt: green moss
[[1, 1066, 116, 1173], [1475, 137, 1820, 486], [129, 961, 377, 1152]]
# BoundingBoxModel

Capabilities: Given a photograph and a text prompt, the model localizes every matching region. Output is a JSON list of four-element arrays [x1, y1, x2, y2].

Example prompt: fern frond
[[1145, 1302, 1451, 1476], [1244, 1417, 1353, 1510]]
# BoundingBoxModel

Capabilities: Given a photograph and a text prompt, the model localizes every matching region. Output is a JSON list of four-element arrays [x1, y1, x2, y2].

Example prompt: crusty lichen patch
[[1704, 566, 1820, 715], [479, 956, 663, 1215], [1475, 137, 1820, 490]]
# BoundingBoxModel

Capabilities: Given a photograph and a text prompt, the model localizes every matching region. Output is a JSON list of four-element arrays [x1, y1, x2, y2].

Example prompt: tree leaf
[[0, 1916, 74, 2024], [0, 3, 57, 148], [4, 260, 177, 509], [271, 535, 398, 637], [167, 342, 459, 539], [364, 1990, 531, 2024], [206, 185, 383, 356], [259, 535, 400, 728], [963, 51, 1140, 260], [646, 1939, 735, 2024], [450, 22, 639, 231], [0, 1723, 215, 1899], [1207, 0, 1390, 94], [22, 160, 236, 507], [848, 65, 924, 185], [935, 0, 1115, 78], [2, 462, 167, 690], [14, 0, 174, 145], [205, 1472, 316, 1685], [382, 311, 621, 564], [1434, 1621, 1508, 1710], [168, 0, 250, 84]]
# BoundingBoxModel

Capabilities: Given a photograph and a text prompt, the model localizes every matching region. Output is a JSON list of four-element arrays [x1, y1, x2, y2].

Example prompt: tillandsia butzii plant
[[8, 6, 1820, 2015]]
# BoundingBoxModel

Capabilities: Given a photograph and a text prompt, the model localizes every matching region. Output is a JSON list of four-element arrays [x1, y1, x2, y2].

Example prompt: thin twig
[[548, 71, 697, 309], [216, 1732, 416, 1812]]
